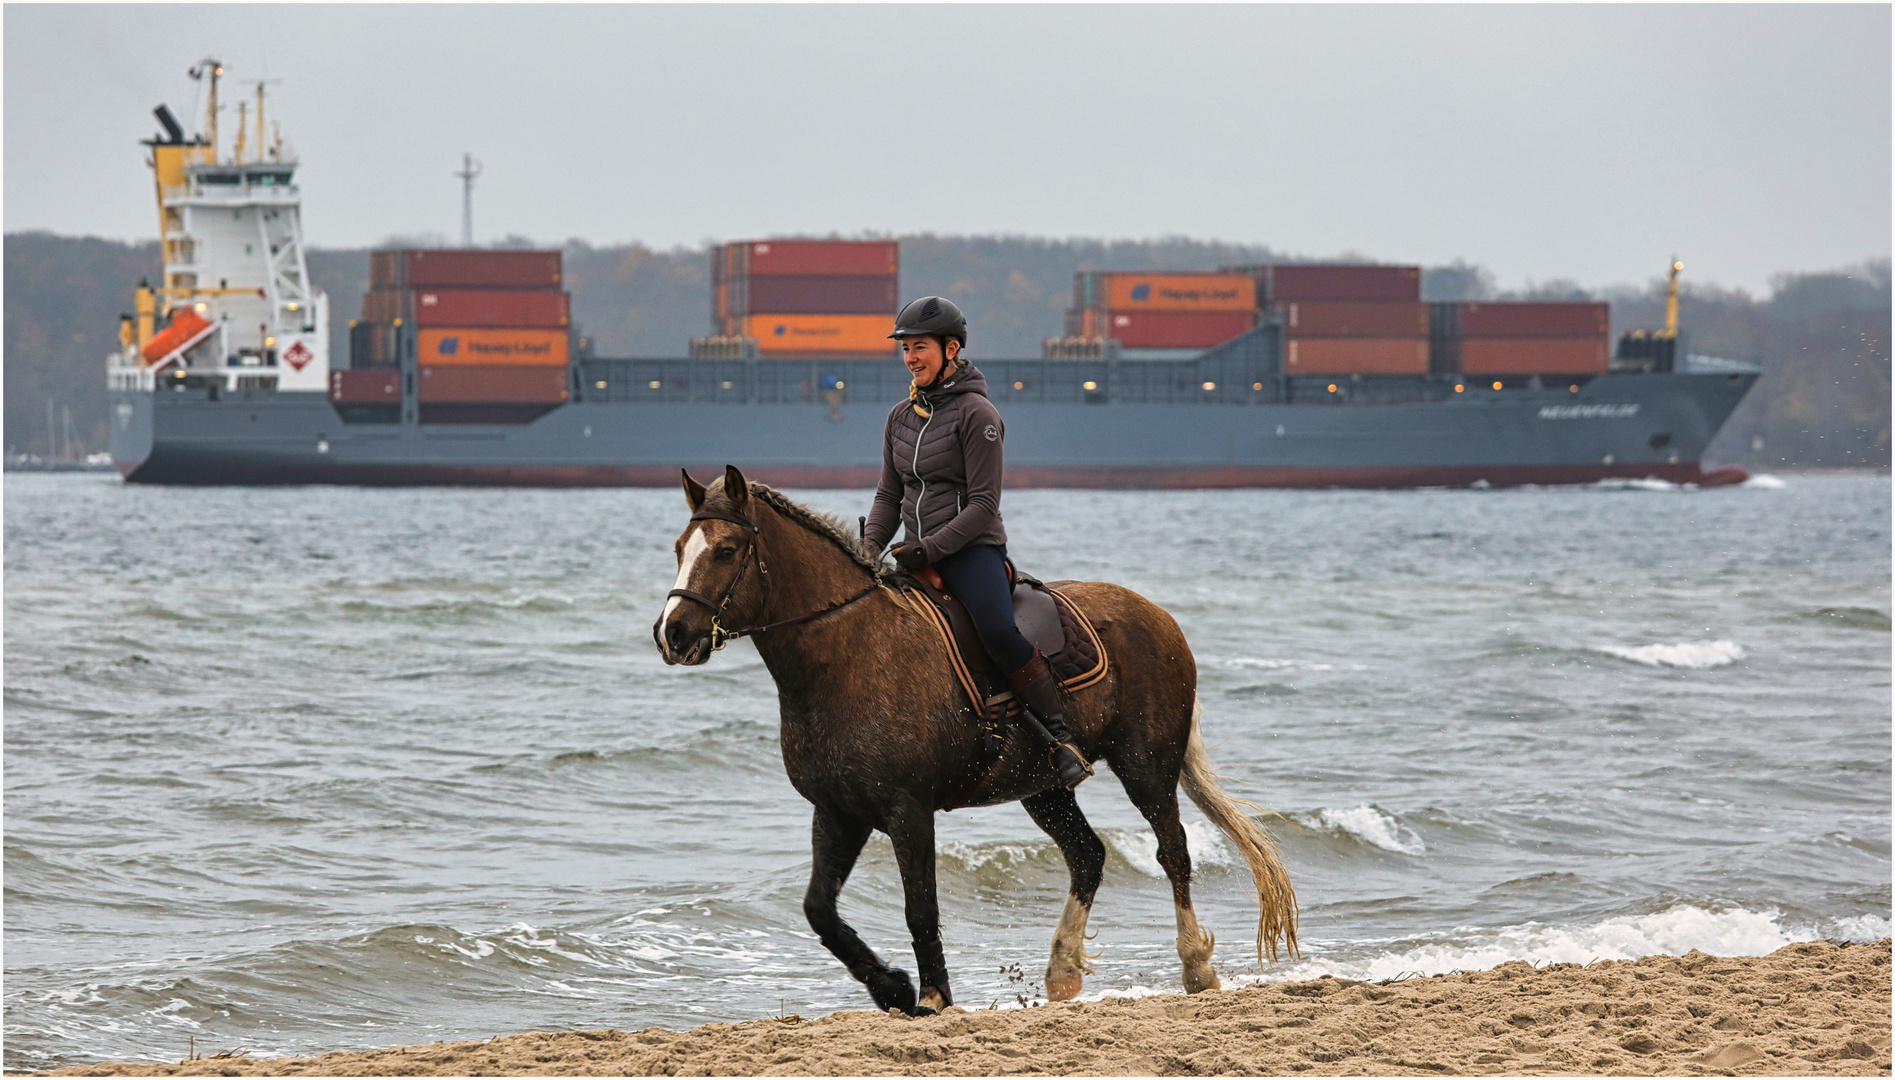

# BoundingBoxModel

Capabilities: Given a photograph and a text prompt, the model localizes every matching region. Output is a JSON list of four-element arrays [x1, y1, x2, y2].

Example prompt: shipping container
[[409, 289, 569, 328], [742, 314, 897, 356], [418, 364, 571, 404], [1458, 302, 1609, 338], [1242, 264, 1421, 302], [371, 249, 563, 290], [361, 290, 402, 324], [734, 274, 898, 316], [330, 369, 401, 403], [417, 328, 570, 366], [729, 240, 898, 277], [1094, 273, 1255, 312], [1276, 300, 1429, 337], [349, 321, 396, 368], [1459, 338, 1609, 374], [1105, 310, 1255, 349], [1285, 338, 1430, 375]]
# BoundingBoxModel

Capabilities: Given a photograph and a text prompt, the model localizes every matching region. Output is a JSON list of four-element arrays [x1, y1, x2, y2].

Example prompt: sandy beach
[[45, 938, 1889, 1077]]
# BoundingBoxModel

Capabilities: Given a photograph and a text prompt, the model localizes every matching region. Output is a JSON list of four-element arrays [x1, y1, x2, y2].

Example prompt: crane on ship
[[1614, 259, 1682, 371]]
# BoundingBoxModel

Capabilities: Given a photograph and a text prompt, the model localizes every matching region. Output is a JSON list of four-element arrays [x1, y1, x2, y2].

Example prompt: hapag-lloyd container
[[1460, 338, 1609, 374], [418, 364, 571, 404], [1105, 310, 1255, 348], [362, 289, 571, 328], [1230, 264, 1421, 302], [418, 328, 570, 366], [726, 240, 898, 277], [1459, 302, 1609, 338], [742, 313, 896, 356], [372, 249, 563, 290], [729, 275, 898, 317], [1101, 273, 1256, 312], [1277, 300, 1429, 337], [1285, 337, 1430, 375]]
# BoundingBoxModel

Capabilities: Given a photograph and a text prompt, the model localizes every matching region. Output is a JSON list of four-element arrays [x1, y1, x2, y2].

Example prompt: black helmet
[[889, 295, 967, 346]]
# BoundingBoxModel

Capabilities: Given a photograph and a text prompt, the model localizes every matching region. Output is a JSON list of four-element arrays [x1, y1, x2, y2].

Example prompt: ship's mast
[[190, 57, 222, 160], [1661, 259, 1682, 340]]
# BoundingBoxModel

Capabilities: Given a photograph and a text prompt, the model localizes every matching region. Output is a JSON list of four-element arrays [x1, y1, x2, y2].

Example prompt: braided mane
[[703, 477, 890, 579]]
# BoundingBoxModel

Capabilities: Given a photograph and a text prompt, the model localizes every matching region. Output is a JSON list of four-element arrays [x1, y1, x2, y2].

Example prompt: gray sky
[[5, 4, 1888, 293]]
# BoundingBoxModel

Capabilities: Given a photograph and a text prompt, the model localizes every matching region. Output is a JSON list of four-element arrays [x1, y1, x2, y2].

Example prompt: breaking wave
[[1597, 639, 1745, 669], [1297, 805, 1425, 855]]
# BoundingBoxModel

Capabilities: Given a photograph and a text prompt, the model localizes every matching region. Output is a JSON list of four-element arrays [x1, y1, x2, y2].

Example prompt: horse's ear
[[681, 469, 708, 511], [723, 465, 750, 511]]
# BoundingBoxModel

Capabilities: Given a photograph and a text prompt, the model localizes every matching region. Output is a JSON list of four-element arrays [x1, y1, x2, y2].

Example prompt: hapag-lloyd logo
[[1127, 282, 1243, 305], [1538, 403, 1640, 419], [436, 335, 552, 358]]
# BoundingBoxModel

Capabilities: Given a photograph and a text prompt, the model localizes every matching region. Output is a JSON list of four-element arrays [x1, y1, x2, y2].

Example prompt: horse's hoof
[[907, 1005, 938, 1017], [1183, 967, 1221, 994], [1046, 969, 1083, 1002], [866, 967, 917, 1014], [918, 986, 949, 1013]]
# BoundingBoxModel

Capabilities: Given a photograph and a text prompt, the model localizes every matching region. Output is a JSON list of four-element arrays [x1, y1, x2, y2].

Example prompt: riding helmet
[[889, 295, 967, 346]]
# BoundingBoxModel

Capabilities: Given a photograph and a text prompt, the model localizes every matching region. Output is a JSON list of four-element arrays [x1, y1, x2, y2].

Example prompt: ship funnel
[[152, 105, 185, 145]]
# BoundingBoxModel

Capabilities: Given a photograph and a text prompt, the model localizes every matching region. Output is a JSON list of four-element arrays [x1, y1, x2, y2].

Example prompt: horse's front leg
[[803, 807, 917, 1014], [886, 800, 952, 1013]]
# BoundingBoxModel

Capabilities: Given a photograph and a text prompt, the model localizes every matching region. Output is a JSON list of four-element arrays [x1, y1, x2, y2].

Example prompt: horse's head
[[654, 465, 769, 666]]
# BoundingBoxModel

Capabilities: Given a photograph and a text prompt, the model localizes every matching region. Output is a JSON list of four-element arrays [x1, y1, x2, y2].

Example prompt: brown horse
[[654, 466, 1295, 1015]]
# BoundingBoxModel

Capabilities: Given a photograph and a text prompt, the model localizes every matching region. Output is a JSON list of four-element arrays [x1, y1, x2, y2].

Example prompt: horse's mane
[[704, 478, 890, 579]]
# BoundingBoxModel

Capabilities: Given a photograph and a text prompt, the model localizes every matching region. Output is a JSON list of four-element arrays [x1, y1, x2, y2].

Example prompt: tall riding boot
[[1007, 652, 1093, 790]]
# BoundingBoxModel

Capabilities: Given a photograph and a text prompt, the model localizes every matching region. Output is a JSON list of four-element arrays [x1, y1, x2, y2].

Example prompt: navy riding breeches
[[932, 543, 1036, 674]]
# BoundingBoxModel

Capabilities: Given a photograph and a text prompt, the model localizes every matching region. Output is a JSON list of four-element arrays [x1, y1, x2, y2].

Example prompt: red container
[[1261, 264, 1421, 302], [1460, 338, 1609, 374], [329, 368, 401, 403], [375, 249, 563, 289], [733, 240, 898, 277], [1105, 310, 1254, 348], [1458, 302, 1609, 338], [1276, 301, 1428, 337], [417, 364, 571, 404], [731, 275, 898, 316], [1285, 338, 1430, 375], [410, 289, 570, 328]]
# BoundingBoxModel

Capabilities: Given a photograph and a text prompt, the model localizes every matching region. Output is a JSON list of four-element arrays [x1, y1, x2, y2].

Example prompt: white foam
[[1589, 477, 1697, 492], [1742, 473, 1787, 489], [1103, 820, 1234, 878], [1311, 805, 1424, 855], [1824, 914, 1892, 941], [1599, 639, 1745, 669], [1268, 905, 1826, 984], [937, 840, 1041, 873]]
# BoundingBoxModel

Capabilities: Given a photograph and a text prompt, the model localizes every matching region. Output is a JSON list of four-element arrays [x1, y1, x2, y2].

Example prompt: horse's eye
[[715, 546, 737, 562]]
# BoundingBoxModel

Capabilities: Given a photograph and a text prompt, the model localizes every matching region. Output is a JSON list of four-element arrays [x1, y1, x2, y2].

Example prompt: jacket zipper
[[911, 405, 934, 542]]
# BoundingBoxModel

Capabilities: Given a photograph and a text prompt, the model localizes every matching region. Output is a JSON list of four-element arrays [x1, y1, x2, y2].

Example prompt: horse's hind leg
[[1021, 786, 1106, 1001], [803, 808, 917, 1014], [1122, 781, 1221, 994]]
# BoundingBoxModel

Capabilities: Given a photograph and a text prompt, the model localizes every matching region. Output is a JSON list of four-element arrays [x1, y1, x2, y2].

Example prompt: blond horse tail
[[1178, 697, 1299, 962]]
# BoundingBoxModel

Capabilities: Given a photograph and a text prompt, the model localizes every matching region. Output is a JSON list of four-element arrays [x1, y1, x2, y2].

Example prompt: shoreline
[[45, 938, 1890, 1077]]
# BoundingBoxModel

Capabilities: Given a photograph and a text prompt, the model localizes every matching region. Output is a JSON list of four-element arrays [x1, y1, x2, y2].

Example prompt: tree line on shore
[[5, 230, 1886, 469]]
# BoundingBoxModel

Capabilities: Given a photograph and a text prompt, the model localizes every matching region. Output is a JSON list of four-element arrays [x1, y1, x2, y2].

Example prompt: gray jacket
[[864, 364, 1008, 562]]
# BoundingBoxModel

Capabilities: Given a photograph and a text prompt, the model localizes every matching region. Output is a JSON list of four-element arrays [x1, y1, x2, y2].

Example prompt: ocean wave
[[1268, 904, 1887, 984], [1587, 477, 1698, 493], [1742, 474, 1787, 489], [1597, 639, 1745, 669], [1295, 805, 1425, 855], [1099, 821, 1235, 878], [1212, 657, 1369, 673], [1800, 606, 1891, 631]]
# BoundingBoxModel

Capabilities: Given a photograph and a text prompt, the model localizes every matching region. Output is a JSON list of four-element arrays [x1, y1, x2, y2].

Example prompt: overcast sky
[[5, 4, 1888, 293]]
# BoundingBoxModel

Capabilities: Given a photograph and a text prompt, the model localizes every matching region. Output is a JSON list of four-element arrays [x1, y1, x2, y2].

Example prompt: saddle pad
[[904, 581, 1109, 723]]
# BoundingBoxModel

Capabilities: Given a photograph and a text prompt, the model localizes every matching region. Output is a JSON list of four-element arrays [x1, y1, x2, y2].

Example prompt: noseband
[[666, 507, 879, 651]]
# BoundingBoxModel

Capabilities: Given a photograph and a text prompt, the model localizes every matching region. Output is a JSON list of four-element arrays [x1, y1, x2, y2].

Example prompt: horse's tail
[[1178, 697, 1299, 963]]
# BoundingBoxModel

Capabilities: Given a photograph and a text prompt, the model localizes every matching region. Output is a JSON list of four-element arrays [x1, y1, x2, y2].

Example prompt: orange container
[[141, 309, 212, 363], [743, 314, 896, 356], [417, 328, 570, 366], [1460, 338, 1608, 374], [1104, 273, 1256, 312], [1277, 301, 1428, 337], [1285, 337, 1429, 375]]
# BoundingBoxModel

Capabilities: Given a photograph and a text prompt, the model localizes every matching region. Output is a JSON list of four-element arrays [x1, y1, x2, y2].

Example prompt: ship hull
[[112, 371, 1757, 488]]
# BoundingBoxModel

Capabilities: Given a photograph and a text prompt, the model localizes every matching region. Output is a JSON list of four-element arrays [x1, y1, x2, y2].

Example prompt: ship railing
[[106, 362, 157, 392]]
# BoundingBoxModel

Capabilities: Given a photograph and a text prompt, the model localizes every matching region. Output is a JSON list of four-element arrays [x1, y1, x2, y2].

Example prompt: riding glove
[[890, 541, 930, 573]]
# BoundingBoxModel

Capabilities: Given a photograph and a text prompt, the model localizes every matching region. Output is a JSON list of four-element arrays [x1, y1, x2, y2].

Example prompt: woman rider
[[863, 296, 1091, 790]]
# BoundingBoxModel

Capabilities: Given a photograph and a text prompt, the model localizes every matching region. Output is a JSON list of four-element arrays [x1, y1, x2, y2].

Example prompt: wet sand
[[48, 939, 1890, 1077]]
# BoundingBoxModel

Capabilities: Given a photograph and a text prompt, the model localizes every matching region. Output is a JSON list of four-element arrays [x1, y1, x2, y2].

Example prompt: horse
[[653, 465, 1296, 1015]]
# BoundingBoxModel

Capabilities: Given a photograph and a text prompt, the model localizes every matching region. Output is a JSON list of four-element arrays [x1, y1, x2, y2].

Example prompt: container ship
[[108, 75, 1757, 488]]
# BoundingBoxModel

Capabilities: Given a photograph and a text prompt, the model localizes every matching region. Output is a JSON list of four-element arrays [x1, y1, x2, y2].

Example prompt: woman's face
[[901, 336, 958, 387]]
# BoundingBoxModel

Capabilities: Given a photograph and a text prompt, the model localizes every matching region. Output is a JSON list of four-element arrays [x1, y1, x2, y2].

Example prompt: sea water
[[5, 473, 1887, 1069]]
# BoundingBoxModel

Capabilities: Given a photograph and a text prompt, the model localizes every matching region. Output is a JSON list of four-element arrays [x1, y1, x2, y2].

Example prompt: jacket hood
[[920, 363, 989, 402]]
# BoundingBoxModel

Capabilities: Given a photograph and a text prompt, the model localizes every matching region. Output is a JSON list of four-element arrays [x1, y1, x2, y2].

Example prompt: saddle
[[896, 565, 1110, 725]]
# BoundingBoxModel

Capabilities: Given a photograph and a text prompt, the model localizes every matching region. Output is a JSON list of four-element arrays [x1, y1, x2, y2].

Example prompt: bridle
[[665, 507, 880, 652]]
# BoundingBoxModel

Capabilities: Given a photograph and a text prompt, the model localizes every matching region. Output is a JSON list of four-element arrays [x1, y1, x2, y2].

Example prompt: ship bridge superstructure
[[110, 59, 328, 395]]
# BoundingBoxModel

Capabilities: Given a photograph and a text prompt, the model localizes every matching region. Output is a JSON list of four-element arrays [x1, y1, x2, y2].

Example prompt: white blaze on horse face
[[661, 526, 712, 630]]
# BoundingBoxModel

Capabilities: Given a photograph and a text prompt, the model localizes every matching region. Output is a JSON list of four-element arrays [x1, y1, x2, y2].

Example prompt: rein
[[668, 507, 879, 651]]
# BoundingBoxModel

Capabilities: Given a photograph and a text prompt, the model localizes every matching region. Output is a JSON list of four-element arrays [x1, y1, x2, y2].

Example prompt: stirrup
[[1050, 742, 1093, 788]]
